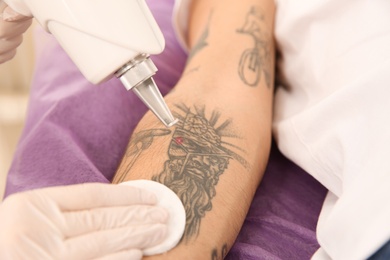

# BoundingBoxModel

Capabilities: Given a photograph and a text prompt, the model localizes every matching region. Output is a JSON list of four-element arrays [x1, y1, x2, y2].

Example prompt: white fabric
[[274, 0, 390, 259], [173, 0, 390, 259]]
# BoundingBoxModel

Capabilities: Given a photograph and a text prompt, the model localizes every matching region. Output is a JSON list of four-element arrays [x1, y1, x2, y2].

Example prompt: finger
[[3, 0, 33, 17], [0, 46, 15, 62], [0, 1, 6, 13], [38, 183, 158, 211], [95, 249, 143, 260], [0, 35, 22, 53], [64, 223, 167, 260], [0, 16, 32, 39], [2, 6, 31, 21], [62, 205, 168, 237]]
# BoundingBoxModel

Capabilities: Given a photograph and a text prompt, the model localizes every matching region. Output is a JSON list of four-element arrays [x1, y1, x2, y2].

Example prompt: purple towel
[[5, 0, 327, 259]]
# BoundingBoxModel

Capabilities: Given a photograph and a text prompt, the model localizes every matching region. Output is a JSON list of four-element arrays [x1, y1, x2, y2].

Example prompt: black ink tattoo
[[183, 66, 200, 77], [152, 104, 249, 242], [187, 11, 213, 63], [211, 244, 229, 260], [112, 129, 172, 183], [237, 6, 272, 88], [114, 104, 249, 243]]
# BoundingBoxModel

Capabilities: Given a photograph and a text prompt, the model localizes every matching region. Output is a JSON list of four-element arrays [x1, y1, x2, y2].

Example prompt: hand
[[0, 183, 169, 260], [0, 1, 32, 63]]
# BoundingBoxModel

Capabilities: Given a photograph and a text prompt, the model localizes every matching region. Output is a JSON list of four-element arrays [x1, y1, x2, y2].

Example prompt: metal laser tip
[[132, 78, 178, 128], [116, 55, 178, 128]]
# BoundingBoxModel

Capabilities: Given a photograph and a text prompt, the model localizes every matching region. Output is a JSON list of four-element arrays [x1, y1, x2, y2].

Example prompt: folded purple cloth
[[5, 0, 327, 259]]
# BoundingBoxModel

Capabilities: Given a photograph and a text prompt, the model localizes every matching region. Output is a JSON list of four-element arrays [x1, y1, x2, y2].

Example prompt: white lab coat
[[173, 0, 390, 259]]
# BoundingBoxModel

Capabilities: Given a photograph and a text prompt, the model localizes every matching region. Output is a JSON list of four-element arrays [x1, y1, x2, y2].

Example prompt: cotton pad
[[120, 180, 186, 255]]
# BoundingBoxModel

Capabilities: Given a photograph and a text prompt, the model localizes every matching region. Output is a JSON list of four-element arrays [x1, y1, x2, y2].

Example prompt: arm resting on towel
[[112, 0, 275, 258]]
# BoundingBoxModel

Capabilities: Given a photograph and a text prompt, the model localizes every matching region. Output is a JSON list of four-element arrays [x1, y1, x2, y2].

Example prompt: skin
[[112, 0, 275, 258]]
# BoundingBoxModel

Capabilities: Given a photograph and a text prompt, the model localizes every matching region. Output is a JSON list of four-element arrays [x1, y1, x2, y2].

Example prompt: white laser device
[[5, 0, 178, 127]]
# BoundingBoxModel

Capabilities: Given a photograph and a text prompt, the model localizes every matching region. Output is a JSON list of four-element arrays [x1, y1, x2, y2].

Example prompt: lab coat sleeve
[[273, 0, 390, 259]]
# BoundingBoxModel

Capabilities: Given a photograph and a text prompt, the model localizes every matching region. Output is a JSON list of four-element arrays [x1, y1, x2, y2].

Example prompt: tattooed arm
[[112, 0, 275, 258]]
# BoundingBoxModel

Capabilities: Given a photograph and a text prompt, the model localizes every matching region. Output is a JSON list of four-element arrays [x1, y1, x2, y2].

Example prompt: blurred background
[[0, 23, 35, 200]]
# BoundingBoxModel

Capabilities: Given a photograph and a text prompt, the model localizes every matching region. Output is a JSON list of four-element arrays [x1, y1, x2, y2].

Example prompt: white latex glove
[[0, 183, 169, 260], [0, 0, 32, 63]]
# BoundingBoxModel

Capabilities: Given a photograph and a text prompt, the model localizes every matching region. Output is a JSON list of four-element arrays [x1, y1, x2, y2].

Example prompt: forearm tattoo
[[211, 244, 228, 260], [114, 104, 249, 243], [237, 6, 272, 88], [112, 129, 172, 183], [187, 11, 213, 63]]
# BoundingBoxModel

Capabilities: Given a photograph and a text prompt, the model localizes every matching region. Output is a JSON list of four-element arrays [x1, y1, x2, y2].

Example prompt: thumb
[[2, 6, 31, 21]]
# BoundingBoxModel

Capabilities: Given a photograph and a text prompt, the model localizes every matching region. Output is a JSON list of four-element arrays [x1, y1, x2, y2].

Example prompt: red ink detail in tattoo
[[174, 137, 184, 145]]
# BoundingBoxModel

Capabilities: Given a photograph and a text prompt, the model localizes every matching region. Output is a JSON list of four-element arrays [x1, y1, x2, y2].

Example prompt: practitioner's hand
[[0, 183, 169, 260], [0, 1, 32, 63]]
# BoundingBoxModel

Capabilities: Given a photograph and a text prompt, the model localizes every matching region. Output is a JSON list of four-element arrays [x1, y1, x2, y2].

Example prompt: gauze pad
[[120, 179, 186, 255]]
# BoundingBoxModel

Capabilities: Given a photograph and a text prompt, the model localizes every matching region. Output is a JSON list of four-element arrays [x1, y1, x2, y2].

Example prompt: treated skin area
[[112, 0, 275, 258], [114, 103, 250, 243]]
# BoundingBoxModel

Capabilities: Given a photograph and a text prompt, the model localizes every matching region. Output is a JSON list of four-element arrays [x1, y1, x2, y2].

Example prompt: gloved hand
[[0, 183, 169, 260], [0, 0, 32, 63]]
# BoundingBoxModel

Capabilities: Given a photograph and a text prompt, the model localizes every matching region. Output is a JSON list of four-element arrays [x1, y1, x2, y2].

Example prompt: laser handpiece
[[116, 54, 178, 127], [4, 0, 178, 128]]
